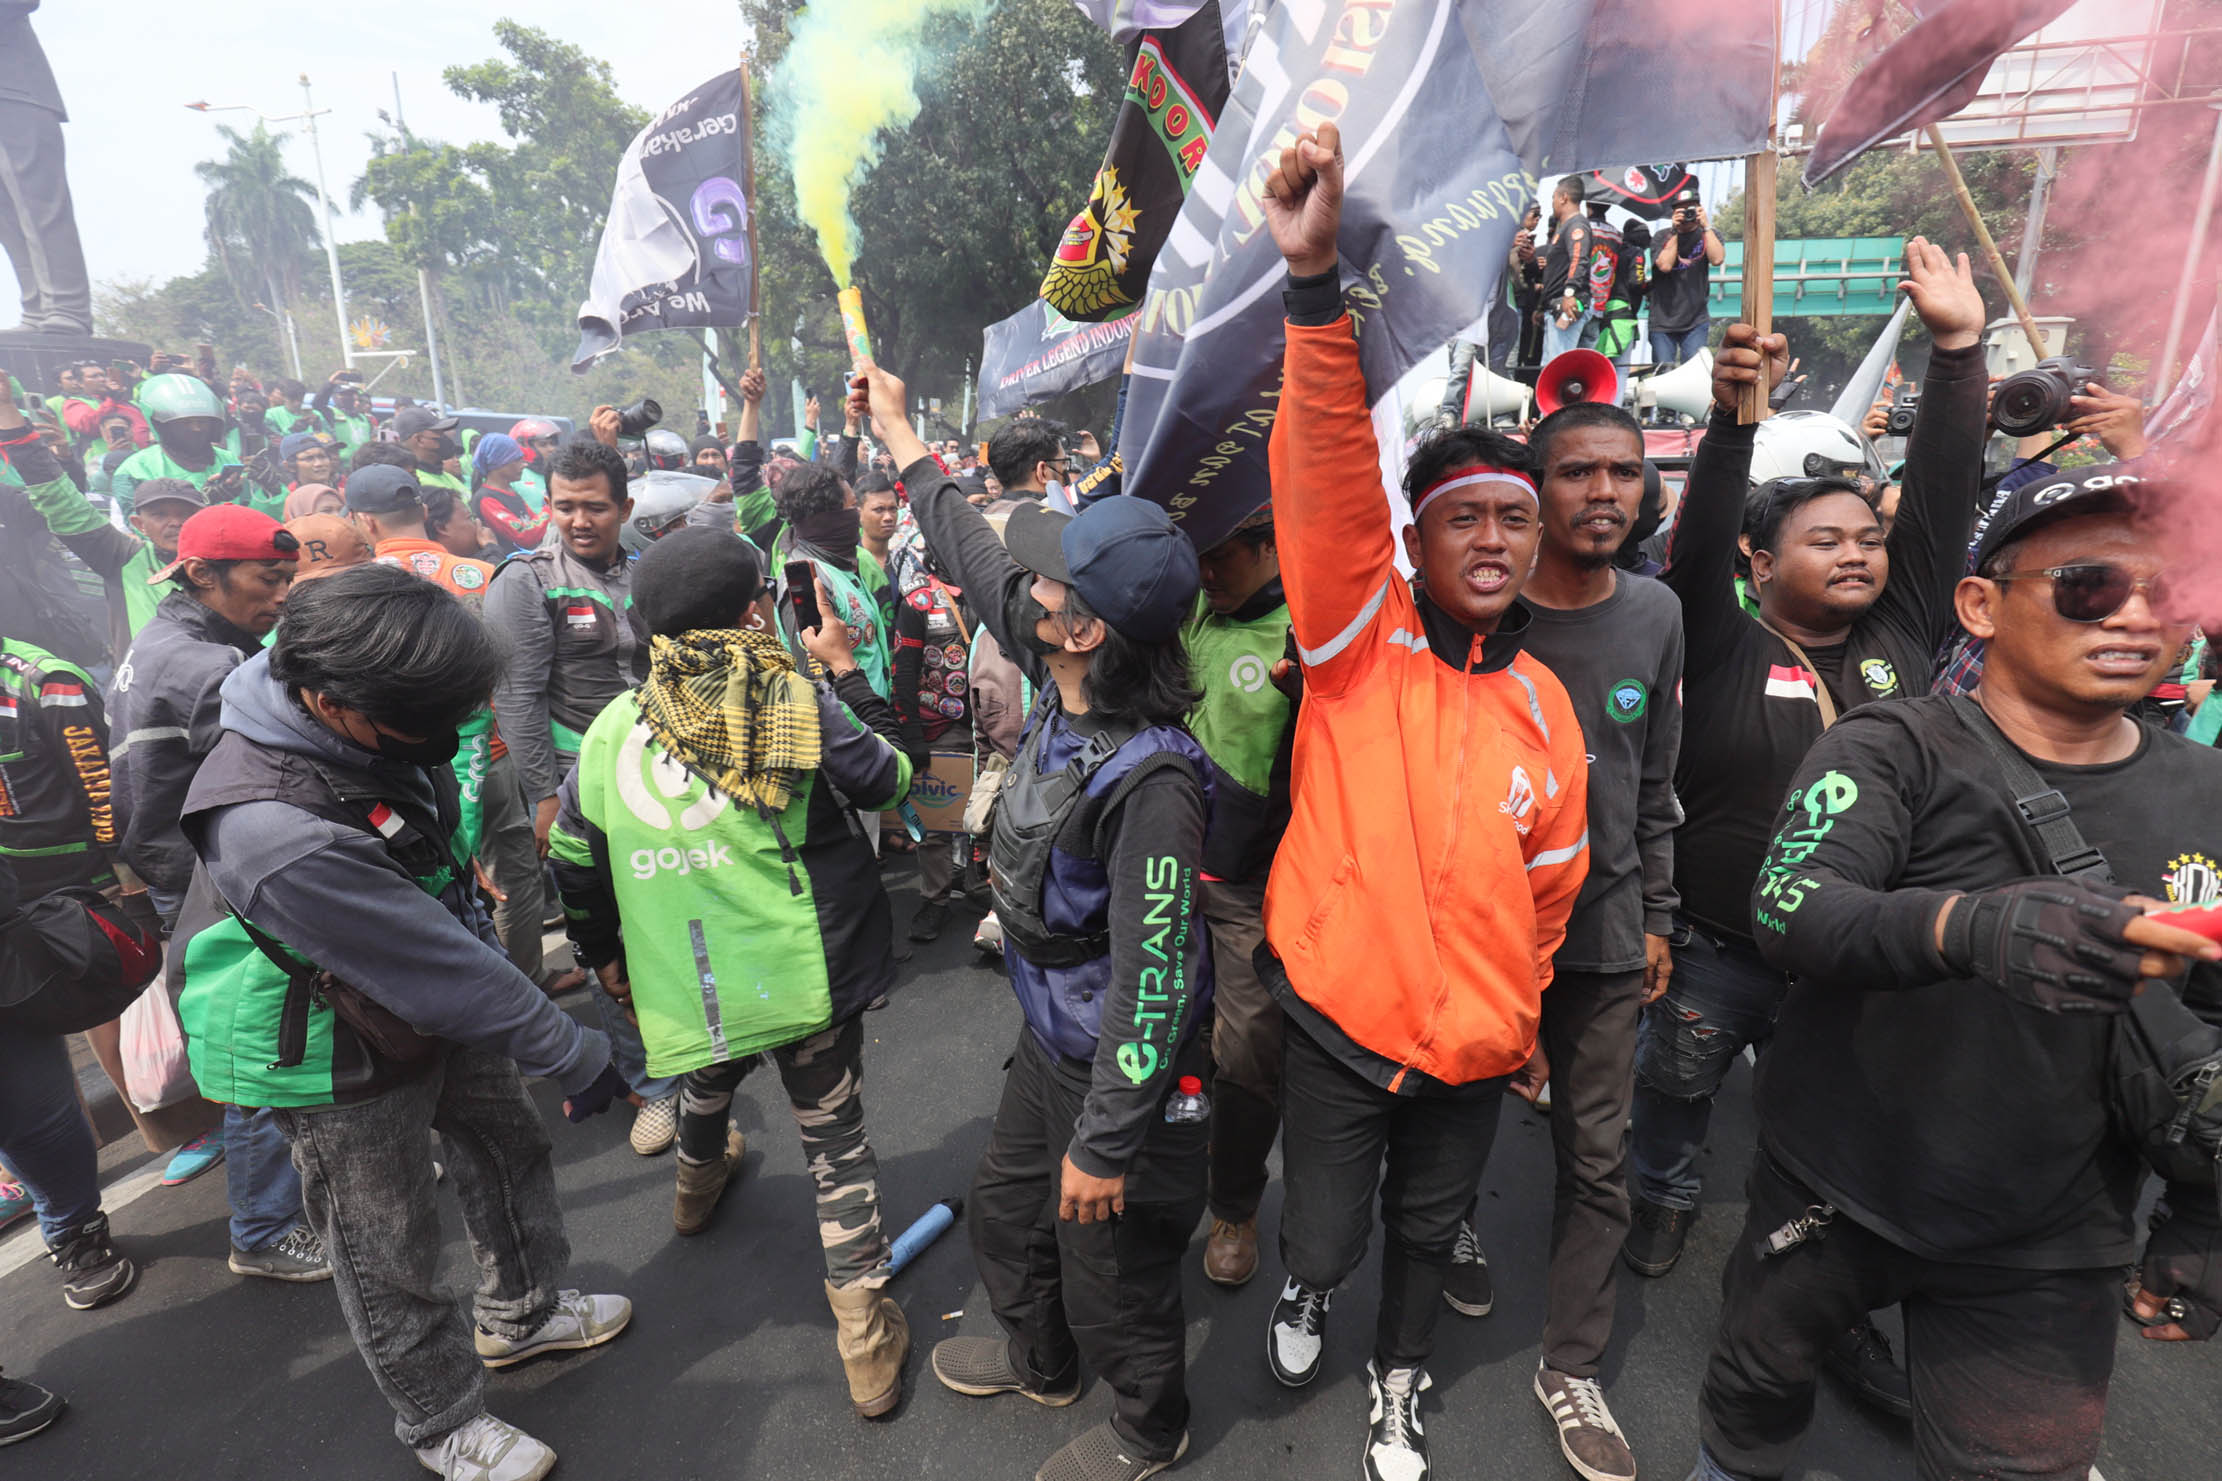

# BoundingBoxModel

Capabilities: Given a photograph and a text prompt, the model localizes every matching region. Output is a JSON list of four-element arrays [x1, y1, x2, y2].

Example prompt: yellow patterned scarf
[[636, 628, 821, 811]]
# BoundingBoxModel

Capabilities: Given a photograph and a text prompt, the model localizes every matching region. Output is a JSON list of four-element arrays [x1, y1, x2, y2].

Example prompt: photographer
[[108, 373, 250, 519], [1649, 187, 1725, 368], [309, 370, 375, 461], [1691, 466, 2222, 1481]]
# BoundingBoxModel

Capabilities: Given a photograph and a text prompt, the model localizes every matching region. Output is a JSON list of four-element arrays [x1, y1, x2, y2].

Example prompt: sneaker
[[0, 1180, 31, 1235], [1823, 1320, 1912, 1420], [1442, 1220, 1492, 1317], [229, 1223, 333, 1283], [1363, 1359, 1433, 1481], [1534, 1361, 1637, 1481], [0, 1370, 64, 1447], [629, 1096, 678, 1156], [475, 1290, 632, 1368], [1266, 1278, 1332, 1386], [1622, 1195, 1695, 1278], [974, 911, 1005, 958], [413, 1413, 555, 1481], [929, 1336, 1081, 1405], [1203, 1217, 1258, 1286], [161, 1130, 226, 1186], [909, 898, 951, 942], [1035, 1421, 1190, 1481], [47, 1215, 135, 1310]]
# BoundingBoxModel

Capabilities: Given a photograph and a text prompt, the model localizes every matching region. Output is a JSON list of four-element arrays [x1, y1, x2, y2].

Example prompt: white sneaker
[[1363, 1359, 1433, 1481], [474, 1290, 632, 1368], [629, 1095, 677, 1156], [414, 1414, 555, 1481]]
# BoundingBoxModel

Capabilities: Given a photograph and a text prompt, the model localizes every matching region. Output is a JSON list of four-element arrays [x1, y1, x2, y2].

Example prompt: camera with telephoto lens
[[616, 398, 662, 438], [1990, 357, 2099, 438], [1885, 384, 1920, 437]]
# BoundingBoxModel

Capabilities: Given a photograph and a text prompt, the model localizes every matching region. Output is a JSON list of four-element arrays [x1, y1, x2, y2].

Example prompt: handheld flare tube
[[837, 286, 873, 366], [886, 1196, 961, 1275]]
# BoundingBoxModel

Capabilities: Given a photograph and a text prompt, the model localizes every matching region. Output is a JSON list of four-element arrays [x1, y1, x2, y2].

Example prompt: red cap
[[1177, 1075, 1203, 1095], [146, 504, 300, 585]]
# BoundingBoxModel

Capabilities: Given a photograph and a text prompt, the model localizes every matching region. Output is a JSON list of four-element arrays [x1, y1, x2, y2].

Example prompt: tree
[[195, 123, 320, 324]]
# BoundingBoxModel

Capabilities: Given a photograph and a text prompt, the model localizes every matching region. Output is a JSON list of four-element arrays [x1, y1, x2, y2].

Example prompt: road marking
[[0, 1157, 169, 1281]]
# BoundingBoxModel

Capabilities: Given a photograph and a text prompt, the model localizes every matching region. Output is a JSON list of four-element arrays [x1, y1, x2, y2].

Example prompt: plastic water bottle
[[1163, 1075, 1210, 1124]]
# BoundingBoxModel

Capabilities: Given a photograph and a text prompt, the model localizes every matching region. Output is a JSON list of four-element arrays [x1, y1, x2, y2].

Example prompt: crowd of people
[[1, 118, 2218, 1481]]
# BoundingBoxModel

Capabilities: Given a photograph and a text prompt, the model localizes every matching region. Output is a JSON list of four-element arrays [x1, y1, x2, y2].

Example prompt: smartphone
[[784, 560, 822, 635]]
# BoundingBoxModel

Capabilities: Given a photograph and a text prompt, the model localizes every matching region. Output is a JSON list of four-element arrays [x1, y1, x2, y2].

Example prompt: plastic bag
[[119, 974, 196, 1113]]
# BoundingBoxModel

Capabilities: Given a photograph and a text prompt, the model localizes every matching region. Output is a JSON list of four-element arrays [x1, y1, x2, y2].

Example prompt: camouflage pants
[[676, 1014, 891, 1290]]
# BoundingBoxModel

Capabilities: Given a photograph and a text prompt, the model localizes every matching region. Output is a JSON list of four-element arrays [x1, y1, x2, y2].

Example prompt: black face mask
[[375, 725, 462, 767], [793, 506, 862, 563], [1016, 592, 1066, 658]]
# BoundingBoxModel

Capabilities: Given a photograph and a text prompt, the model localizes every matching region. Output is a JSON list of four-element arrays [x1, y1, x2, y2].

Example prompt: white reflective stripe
[[1387, 628, 1428, 653], [1297, 577, 1391, 668], [38, 692, 87, 707], [1510, 667, 1550, 743], [109, 725, 189, 761], [1526, 830, 1589, 871]]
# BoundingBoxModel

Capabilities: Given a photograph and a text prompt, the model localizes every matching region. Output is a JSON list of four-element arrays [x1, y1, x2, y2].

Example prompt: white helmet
[[621, 469, 720, 555], [1748, 411, 1886, 489]]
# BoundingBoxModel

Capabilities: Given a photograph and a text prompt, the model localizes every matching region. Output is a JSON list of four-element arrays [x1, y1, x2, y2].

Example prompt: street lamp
[[186, 74, 352, 372]]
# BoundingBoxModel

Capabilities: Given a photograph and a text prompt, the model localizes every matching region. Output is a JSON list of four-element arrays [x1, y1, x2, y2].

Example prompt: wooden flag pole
[[1925, 125, 2050, 358], [741, 49, 763, 374], [1737, 2, 1782, 425]]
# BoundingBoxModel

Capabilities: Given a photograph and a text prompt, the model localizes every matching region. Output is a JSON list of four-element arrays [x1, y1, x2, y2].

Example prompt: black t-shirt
[[1660, 341, 1989, 941], [1541, 212, 1590, 305], [1750, 696, 2222, 1268], [1648, 230, 1712, 335]]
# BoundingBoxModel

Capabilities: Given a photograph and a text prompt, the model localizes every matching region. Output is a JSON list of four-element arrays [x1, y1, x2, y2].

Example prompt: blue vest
[[996, 695, 1213, 1063]]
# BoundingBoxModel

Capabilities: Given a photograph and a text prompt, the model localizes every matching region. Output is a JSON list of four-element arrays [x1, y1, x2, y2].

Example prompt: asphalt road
[[8, 862, 2216, 1480]]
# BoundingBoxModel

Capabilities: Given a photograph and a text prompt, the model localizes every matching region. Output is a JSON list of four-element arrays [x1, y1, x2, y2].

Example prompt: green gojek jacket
[[548, 668, 913, 1079], [1180, 582, 1297, 882]]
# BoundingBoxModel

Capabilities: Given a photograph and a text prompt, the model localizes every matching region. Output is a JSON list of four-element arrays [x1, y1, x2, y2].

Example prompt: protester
[[1649, 186, 1725, 368], [1591, 220, 1649, 368], [985, 418, 1069, 504], [1258, 123, 1591, 1481], [772, 462, 892, 699], [1689, 466, 2222, 1480], [109, 373, 252, 518], [1183, 508, 1298, 1291], [423, 485, 496, 562], [281, 432, 338, 492], [688, 434, 728, 477], [1540, 175, 1595, 366], [284, 511, 373, 580], [888, 521, 972, 940], [395, 409, 468, 499], [483, 439, 679, 1154], [281, 481, 343, 519], [471, 433, 547, 556], [171, 562, 629, 1481], [867, 361, 1214, 1481], [550, 527, 915, 1417], [310, 371, 375, 460], [0, 379, 114, 673]]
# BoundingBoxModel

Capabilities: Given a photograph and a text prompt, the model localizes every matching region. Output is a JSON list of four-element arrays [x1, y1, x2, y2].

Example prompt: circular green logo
[[1606, 678, 1649, 722], [1858, 657, 1899, 696]]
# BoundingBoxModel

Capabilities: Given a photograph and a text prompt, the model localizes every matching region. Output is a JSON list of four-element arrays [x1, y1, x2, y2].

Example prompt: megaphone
[[1460, 364, 1532, 426], [1640, 349, 1714, 423], [1535, 350, 1620, 416]]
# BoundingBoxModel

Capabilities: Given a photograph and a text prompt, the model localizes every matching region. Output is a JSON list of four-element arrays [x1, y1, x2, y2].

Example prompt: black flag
[[1583, 164, 1697, 220], [573, 72, 753, 370], [978, 302, 1139, 420]]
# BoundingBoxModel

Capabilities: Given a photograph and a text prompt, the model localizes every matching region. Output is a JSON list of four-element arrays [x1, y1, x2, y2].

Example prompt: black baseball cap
[[633, 526, 765, 637], [1004, 494, 1199, 643], [1972, 463, 2144, 572], [393, 407, 459, 440], [344, 463, 424, 515]]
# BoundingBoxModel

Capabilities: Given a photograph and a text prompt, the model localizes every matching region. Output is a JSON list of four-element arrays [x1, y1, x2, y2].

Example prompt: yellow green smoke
[[773, 0, 993, 288]]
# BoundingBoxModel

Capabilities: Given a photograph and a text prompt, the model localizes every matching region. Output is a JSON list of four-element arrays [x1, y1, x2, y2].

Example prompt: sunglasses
[[1989, 562, 2169, 623]]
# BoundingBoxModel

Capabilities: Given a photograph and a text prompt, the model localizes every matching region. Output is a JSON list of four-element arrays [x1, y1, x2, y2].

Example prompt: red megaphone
[[1535, 349, 1621, 416]]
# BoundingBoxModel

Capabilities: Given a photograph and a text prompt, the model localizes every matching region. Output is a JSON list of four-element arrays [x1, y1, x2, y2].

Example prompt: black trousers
[[968, 1027, 1209, 1460], [1277, 1014, 1507, 1370], [0, 100, 90, 331], [1700, 1151, 2118, 1481]]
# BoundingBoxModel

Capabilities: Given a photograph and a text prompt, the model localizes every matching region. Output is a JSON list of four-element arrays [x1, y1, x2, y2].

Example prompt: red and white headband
[[1411, 464, 1537, 522]]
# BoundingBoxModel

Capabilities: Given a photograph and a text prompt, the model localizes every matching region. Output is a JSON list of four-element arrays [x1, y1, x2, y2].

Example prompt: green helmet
[[139, 372, 226, 425]]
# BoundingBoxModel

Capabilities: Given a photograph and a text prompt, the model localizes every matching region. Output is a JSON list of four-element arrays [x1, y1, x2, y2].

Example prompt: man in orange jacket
[[1256, 124, 1590, 1481]]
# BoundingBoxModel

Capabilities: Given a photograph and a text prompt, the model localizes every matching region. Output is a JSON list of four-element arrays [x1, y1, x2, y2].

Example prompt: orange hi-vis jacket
[[1263, 313, 1590, 1090], [373, 537, 507, 762]]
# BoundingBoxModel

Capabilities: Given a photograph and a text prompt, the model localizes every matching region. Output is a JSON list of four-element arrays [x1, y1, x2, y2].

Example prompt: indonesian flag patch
[[0, 695, 17, 720], [1764, 664, 1818, 702], [565, 602, 596, 629], [38, 680, 87, 707], [366, 803, 405, 839]]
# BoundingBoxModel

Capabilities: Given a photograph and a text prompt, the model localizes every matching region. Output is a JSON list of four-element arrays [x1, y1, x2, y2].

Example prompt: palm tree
[[195, 123, 320, 318]]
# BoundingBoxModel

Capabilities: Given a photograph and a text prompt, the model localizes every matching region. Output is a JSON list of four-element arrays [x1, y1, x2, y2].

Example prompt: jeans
[[1537, 967, 1643, 1376], [0, 1030, 103, 1243], [1699, 1152, 2116, 1481], [678, 1016, 891, 1289], [593, 989, 679, 1103], [1205, 876, 1281, 1225], [1278, 1014, 1507, 1370], [275, 1047, 570, 1448], [479, 755, 544, 981], [1542, 308, 1594, 366], [1649, 320, 1712, 367], [1629, 921, 1785, 1210], [224, 1103, 304, 1250], [969, 1027, 1209, 1461]]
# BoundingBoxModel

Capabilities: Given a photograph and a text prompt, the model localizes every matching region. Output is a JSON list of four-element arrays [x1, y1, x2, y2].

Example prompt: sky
[[10, 2, 752, 303]]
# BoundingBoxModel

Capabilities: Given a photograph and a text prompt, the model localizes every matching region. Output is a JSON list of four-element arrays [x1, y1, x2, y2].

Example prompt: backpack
[[0, 881, 164, 1035]]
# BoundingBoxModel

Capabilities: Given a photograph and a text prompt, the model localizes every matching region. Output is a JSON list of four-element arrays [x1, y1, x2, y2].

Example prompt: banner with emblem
[[1042, 0, 1251, 322], [1582, 164, 1696, 220], [978, 300, 1139, 419]]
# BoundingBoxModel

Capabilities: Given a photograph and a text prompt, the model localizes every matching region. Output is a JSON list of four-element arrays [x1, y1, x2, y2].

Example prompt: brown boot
[[672, 1126, 745, 1235], [826, 1279, 909, 1418], [1202, 1217, 1258, 1286]]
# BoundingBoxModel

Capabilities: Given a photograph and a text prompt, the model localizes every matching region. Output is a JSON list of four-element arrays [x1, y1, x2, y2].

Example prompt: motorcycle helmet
[[510, 418, 562, 465], [643, 428, 690, 473], [1748, 411, 1887, 493], [621, 468, 719, 555]]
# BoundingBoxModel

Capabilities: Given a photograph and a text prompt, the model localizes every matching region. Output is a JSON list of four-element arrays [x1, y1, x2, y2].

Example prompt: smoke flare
[[771, 0, 993, 288]]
